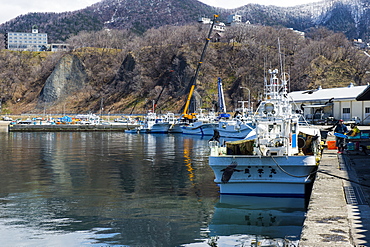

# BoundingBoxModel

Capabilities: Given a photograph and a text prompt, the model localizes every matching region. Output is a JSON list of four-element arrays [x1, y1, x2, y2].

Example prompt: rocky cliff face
[[39, 54, 88, 105]]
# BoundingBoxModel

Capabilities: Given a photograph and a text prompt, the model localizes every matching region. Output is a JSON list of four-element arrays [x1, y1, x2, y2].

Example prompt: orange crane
[[181, 14, 218, 121]]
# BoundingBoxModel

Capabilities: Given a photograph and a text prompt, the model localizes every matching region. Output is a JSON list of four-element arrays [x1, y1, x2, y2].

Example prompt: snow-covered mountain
[[0, 0, 369, 42], [235, 0, 370, 40]]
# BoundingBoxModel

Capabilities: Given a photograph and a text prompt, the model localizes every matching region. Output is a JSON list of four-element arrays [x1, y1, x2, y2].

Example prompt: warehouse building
[[288, 84, 370, 125]]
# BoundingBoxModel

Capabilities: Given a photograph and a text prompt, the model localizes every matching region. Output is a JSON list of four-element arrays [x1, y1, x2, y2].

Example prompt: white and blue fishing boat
[[181, 109, 218, 136], [127, 112, 171, 133], [142, 112, 171, 133], [215, 77, 255, 139], [208, 69, 322, 197], [217, 101, 255, 139], [181, 78, 229, 136], [217, 117, 255, 139]]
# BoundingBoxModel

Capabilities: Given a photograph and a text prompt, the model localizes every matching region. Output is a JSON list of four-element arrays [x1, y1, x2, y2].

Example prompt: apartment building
[[5, 25, 48, 51]]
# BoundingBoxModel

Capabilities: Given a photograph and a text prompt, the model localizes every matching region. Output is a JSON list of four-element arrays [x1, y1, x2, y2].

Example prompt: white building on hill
[[5, 25, 48, 51], [288, 84, 370, 125], [227, 14, 242, 26]]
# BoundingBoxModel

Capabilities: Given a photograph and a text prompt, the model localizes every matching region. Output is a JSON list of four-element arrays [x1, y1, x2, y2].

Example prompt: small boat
[[216, 78, 255, 139], [181, 121, 218, 136], [166, 113, 185, 133], [168, 122, 185, 133], [217, 118, 255, 138], [125, 128, 140, 134], [127, 111, 178, 134], [114, 116, 137, 124], [217, 102, 255, 138], [181, 109, 218, 136], [141, 112, 171, 133], [75, 113, 100, 125], [2, 116, 13, 121], [208, 69, 322, 197]]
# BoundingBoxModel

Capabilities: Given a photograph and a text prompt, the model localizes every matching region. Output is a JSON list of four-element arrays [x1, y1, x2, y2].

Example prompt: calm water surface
[[0, 131, 306, 246]]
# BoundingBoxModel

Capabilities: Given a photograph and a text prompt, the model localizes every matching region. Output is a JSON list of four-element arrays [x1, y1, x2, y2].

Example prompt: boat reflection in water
[[207, 195, 306, 246]]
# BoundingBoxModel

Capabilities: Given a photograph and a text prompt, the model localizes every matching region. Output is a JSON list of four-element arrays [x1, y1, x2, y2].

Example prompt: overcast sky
[[0, 0, 322, 25]]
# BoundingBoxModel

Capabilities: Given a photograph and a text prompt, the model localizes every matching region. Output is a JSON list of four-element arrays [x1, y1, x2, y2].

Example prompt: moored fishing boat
[[181, 110, 218, 136], [216, 102, 255, 138], [214, 78, 255, 139], [215, 77, 256, 139], [142, 112, 171, 133], [167, 113, 186, 133], [208, 69, 322, 197], [168, 121, 185, 133], [181, 121, 218, 136], [217, 118, 255, 139]]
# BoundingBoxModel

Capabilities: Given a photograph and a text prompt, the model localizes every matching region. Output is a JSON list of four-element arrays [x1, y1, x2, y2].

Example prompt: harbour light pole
[[240, 86, 251, 112]]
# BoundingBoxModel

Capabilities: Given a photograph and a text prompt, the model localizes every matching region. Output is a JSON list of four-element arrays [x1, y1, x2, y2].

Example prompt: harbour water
[[0, 130, 307, 246]]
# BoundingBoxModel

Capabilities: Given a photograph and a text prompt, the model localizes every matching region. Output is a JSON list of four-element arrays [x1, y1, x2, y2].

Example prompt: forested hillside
[[0, 24, 369, 115], [1, 0, 370, 43], [0, 0, 216, 42]]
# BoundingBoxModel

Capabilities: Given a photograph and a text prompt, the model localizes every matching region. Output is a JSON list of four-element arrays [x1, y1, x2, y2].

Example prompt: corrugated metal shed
[[288, 84, 369, 102]]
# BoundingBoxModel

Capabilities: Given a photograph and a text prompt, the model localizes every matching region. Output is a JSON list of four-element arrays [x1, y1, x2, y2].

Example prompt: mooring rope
[[318, 170, 370, 188], [272, 156, 370, 188], [270, 156, 318, 178]]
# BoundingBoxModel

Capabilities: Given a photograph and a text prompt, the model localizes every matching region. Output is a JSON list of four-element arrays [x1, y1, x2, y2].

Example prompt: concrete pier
[[300, 136, 370, 246], [7, 123, 138, 132]]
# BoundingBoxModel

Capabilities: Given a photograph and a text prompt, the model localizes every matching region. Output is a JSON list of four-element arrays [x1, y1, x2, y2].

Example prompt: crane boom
[[182, 14, 218, 120]]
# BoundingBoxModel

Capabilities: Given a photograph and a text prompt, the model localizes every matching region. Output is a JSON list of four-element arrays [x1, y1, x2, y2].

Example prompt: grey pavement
[[300, 135, 370, 247]]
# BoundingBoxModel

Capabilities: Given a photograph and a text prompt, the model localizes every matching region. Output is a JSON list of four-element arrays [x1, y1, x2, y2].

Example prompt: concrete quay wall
[[300, 136, 370, 246], [7, 123, 138, 132]]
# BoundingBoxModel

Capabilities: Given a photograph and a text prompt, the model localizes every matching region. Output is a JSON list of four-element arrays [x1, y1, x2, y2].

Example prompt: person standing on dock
[[334, 119, 348, 154]]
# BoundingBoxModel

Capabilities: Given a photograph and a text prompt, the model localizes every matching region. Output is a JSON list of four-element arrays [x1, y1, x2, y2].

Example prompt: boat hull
[[208, 155, 317, 197], [148, 123, 171, 133], [168, 123, 184, 133], [181, 123, 217, 136], [217, 126, 254, 138]]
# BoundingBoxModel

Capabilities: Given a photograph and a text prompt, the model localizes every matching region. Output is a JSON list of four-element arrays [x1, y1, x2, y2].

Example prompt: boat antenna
[[277, 38, 288, 93], [278, 37, 284, 77]]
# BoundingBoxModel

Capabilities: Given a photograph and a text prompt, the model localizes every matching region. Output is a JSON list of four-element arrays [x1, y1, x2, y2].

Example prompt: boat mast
[[217, 77, 227, 113]]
